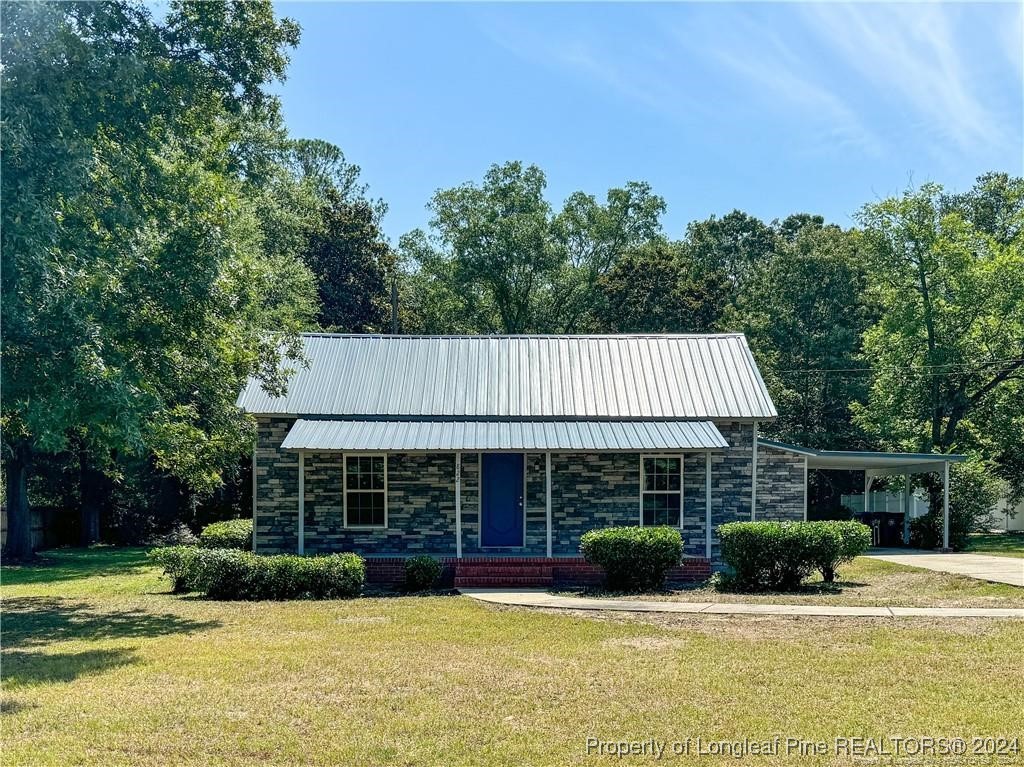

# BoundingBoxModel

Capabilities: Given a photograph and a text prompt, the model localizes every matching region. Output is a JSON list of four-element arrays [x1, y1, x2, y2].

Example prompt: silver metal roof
[[758, 439, 965, 474], [281, 419, 728, 452], [238, 334, 777, 420]]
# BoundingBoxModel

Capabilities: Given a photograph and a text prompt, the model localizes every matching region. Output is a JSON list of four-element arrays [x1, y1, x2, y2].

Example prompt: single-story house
[[237, 333, 960, 586]]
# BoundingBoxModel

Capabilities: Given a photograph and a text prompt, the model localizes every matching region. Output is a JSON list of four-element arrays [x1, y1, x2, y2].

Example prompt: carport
[[758, 439, 966, 549]]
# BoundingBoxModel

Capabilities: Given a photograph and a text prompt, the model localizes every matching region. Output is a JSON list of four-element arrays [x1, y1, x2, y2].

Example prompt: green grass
[[566, 556, 1024, 608], [3, 548, 1024, 766], [966, 532, 1024, 558]]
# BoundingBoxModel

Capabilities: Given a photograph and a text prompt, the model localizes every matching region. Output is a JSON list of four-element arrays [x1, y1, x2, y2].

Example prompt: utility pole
[[390, 275, 399, 334]]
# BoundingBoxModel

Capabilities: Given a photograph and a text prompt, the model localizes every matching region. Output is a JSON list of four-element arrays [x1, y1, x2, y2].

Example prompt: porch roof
[[757, 438, 966, 476], [281, 418, 728, 452]]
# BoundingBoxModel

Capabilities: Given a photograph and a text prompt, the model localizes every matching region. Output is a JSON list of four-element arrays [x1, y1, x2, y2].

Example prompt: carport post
[[942, 461, 950, 550], [902, 475, 911, 544]]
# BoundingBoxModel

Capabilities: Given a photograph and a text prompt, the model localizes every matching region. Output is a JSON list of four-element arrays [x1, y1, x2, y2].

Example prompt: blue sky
[[273, 2, 1023, 243]]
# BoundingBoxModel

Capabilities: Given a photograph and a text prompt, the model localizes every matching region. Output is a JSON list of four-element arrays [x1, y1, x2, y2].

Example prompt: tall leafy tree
[[1, 1, 315, 558], [426, 161, 557, 333], [303, 194, 394, 332], [549, 183, 665, 331], [853, 175, 1024, 455], [728, 221, 874, 449], [853, 175, 1024, 524], [402, 161, 665, 333], [685, 210, 779, 289], [596, 241, 729, 333]]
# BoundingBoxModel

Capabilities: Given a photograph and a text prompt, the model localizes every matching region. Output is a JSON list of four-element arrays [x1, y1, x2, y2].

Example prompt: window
[[345, 455, 387, 527], [641, 456, 682, 527]]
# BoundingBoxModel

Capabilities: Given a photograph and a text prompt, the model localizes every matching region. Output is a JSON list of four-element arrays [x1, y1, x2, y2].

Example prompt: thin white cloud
[[478, 12, 704, 122], [684, 10, 883, 156], [473, 3, 1020, 164], [799, 3, 1010, 152]]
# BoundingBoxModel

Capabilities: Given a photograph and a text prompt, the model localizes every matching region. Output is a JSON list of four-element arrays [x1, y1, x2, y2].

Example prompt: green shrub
[[148, 545, 202, 593], [580, 526, 683, 592], [199, 519, 253, 550], [193, 549, 365, 600], [806, 521, 872, 583], [404, 555, 442, 592], [719, 521, 872, 590], [151, 546, 365, 600]]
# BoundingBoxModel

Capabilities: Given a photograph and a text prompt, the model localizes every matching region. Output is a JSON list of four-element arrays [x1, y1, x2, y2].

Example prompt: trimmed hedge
[[808, 521, 873, 583], [404, 555, 442, 592], [718, 520, 871, 591], [580, 526, 683, 592], [149, 546, 365, 600], [199, 519, 253, 550], [148, 545, 201, 593]]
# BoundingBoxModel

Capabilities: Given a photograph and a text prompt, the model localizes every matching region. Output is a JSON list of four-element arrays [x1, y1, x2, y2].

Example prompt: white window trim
[[343, 453, 389, 529], [639, 454, 684, 528]]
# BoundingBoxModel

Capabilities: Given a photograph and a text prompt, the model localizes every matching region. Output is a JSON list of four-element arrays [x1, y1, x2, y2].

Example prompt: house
[[237, 333, 960, 586]]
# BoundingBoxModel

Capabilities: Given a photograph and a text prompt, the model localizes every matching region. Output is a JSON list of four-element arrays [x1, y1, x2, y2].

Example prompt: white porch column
[[942, 461, 950, 550], [297, 450, 305, 555], [705, 451, 712, 560], [750, 421, 758, 520], [864, 473, 873, 513], [902, 474, 911, 544], [252, 434, 258, 553], [455, 452, 462, 559], [545, 452, 552, 559]]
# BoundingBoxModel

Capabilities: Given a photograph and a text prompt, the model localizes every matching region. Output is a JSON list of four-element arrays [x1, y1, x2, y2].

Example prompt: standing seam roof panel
[[278, 419, 730, 451], [237, 334, 778, 419]]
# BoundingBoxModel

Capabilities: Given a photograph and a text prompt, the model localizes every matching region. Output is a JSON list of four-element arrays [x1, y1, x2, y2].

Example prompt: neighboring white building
[[992, 497, 1024, 532]]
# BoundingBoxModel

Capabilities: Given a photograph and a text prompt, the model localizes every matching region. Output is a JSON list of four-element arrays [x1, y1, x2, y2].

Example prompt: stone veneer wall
[[254, 416, 299, 553], [253, 416, 758, 561], [756, 445, 806, 522]]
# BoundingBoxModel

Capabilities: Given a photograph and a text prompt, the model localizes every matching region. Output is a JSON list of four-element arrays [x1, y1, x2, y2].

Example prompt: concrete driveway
[[866, 549, 1024, 587]]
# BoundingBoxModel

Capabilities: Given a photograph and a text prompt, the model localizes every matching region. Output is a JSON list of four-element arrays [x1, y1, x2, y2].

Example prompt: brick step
[[454, 575, 553, 587], [454, 566, 553, 578]]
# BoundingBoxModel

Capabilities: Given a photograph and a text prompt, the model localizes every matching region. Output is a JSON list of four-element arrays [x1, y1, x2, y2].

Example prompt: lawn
[[566, 556, 1024, 609], [966, 532, 1024, 559], [3, 549, 1023, 766]]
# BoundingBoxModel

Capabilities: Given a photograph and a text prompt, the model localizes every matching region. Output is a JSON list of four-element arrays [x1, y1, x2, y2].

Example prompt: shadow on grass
[[1, 547, 151, 586], [967, 533, 1024, 556], [2, 597, 220, 649], [0, 697, 40, 715], [2, 647, 140, 688]]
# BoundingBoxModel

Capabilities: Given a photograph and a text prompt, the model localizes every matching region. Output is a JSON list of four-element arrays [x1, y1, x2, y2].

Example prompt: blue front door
[[481, 453, 524, 547]]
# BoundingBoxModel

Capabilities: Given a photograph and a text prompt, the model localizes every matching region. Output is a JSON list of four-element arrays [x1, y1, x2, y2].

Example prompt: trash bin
[[855, 512, 905, 547]]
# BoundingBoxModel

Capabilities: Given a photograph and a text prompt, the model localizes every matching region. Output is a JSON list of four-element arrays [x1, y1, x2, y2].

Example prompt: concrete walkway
[[460, 588, 1024, 619], [865, 549, 1024, 587]]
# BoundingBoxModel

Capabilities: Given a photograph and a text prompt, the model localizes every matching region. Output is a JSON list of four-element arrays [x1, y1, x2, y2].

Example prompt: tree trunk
[[3, 444, 34, 561], [78, 454, 104, 547]]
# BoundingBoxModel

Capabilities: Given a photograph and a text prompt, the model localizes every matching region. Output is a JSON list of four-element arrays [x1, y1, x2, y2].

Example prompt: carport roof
[[758, 438, 966, 476]]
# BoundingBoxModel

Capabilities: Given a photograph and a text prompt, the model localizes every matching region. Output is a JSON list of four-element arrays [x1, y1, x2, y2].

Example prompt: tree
[[684, 210, 779, 289], [549, 183, 665, 331], [401, 161, 666, 334], [303, 195, 394, 332], [595, 241, 729, 333], [853, 175, 1024, 455], [853, 175, 1024, 529], [728, 222, 874, 449], [426, 161, 558, 333], [1, 1, 315, 558]]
